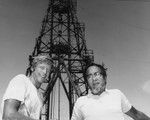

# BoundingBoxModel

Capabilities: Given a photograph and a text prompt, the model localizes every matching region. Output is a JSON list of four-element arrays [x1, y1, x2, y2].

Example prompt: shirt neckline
[[87, 89, 109, 98]]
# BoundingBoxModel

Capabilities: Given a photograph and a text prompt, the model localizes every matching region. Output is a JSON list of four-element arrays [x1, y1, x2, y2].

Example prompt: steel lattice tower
[[26, 0, 94, 120]]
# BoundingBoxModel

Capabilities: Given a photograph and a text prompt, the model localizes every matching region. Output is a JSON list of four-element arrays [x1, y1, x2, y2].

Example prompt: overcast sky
[[0, 0, 150, 120]]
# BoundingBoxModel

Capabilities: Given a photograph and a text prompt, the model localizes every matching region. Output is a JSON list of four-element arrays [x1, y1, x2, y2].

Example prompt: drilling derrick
[[26, 0, 94, 120]]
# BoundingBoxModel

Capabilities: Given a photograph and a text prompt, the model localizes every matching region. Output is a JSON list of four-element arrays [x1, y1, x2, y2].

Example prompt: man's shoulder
[[77, 95, 87, 100], [107, 89, 123, 94], [74, 95, 88, 107], [75, 95, 88, 103], [10, 74, 28, 84], [14, 74, 27, 79]]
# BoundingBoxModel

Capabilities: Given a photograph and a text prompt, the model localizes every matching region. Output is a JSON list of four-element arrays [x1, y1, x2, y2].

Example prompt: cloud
[[142, 80, 150, 93]]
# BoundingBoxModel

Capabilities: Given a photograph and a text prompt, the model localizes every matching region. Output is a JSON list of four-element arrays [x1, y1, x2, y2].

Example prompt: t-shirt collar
[[87, 88, 108, 98]]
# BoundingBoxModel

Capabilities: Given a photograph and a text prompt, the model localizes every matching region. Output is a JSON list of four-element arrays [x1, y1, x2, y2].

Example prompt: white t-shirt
[[71, 89, 132, 120], [1, 74, 43, 119]]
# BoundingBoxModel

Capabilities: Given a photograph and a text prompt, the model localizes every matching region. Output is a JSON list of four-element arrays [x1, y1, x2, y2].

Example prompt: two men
[[2, 54, 150, 120], [2, 54, 53, 120], [71, 63, 150, 120]]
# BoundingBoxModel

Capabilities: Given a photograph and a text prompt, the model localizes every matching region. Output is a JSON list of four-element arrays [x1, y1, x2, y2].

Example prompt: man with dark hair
[[71, 63, 150, 120], [2, 54, 53, 120]]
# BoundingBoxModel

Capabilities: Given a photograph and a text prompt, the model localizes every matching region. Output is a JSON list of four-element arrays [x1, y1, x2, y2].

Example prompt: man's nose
[[43, 68, 47, 74], [45, 68, 50, 75], [92, 75, 98, 81]]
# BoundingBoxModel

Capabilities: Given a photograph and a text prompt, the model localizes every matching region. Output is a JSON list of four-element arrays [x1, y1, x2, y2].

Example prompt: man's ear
[[31, 66, 35, 72]]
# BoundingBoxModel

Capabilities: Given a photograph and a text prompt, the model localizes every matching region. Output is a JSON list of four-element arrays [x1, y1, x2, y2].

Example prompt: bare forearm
[[136, 111, 150, 120], [126, 106, 150, 120], [3, 112, 37, 120]]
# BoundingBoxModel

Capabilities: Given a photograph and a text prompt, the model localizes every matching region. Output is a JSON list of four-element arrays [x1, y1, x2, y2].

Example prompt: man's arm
[[126, 106, 150, 120], [2, 99, 36, 120]]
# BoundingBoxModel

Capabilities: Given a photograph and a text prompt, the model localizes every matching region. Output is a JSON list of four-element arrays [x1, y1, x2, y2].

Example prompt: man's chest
[[81, 93, 122, 118]]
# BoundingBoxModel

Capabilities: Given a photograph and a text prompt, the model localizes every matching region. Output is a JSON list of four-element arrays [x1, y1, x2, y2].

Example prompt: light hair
[[32, 53, 53, 68]]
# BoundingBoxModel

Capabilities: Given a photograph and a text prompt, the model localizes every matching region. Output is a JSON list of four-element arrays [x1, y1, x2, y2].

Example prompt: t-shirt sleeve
[[71, 98, 84, 120], [3, 74, 26, 102], [118, 90, 132, 113]]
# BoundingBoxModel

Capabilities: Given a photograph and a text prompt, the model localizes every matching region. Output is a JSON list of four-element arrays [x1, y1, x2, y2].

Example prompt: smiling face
[[86, 65, 106, 95], [32, 62, 51, 84]]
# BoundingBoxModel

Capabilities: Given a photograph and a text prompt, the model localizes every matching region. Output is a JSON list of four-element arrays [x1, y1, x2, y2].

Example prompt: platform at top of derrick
[[52, 0, 77, 14]]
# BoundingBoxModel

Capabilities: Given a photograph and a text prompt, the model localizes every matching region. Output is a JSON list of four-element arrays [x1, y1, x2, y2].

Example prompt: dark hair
[[84, 63, 107, 80]]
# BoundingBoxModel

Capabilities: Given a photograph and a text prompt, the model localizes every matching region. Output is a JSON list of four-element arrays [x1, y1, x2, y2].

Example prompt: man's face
[[33, 62, 51, 84], [86, 66, 106, 95]]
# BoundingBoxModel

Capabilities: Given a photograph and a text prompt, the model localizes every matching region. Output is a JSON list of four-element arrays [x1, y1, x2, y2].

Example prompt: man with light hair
[[2, 54, 53, 120]]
